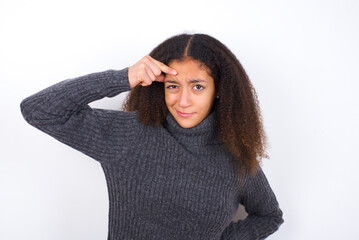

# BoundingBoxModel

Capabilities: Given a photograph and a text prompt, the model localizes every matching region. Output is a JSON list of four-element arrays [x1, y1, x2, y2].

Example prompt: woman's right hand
[[128, 55, 177, 88]]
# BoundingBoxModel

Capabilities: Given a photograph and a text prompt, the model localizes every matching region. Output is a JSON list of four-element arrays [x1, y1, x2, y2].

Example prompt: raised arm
[[20, 68, 137, 163], [20, 57, 177, 164], [221, 167, 284, 240]]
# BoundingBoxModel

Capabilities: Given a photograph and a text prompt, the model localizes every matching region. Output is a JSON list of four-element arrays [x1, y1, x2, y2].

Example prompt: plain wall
[[1, 0, 358, 239]]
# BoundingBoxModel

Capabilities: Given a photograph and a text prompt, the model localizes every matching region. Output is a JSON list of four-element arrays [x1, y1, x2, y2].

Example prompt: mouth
[[176, 110, 194, 118]]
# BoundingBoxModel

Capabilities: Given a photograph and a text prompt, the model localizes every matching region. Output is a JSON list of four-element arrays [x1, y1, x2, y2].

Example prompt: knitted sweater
[[20, 68, 283, 240]]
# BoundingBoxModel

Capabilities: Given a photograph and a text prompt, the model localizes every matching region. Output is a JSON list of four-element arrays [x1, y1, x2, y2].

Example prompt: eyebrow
[[165, 79, 207, 84]]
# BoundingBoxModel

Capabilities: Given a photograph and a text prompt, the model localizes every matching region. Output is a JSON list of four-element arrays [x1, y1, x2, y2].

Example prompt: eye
[[193, 84, 204, 91], [166, 85, 178, 89]]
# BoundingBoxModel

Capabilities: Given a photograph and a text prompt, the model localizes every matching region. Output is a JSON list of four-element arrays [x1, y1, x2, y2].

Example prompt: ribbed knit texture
[[20, 68, 283, 240]]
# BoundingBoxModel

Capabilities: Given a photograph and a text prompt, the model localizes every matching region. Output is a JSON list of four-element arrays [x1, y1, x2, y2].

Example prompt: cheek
[[165, 93, 176, 107], [198, 94, 215, 110]]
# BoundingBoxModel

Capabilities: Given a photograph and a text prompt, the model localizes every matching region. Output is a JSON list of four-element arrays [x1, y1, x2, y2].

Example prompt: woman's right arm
[[20, 68, 137, 163], [20, 56, 177, 164]]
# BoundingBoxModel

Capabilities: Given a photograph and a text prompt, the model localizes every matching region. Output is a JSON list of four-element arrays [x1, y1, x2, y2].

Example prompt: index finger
[[152, 58, 177, 76]]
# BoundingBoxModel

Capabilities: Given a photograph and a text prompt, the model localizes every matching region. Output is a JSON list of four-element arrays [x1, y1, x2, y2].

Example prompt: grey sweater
[[20, 68, 283, 240]]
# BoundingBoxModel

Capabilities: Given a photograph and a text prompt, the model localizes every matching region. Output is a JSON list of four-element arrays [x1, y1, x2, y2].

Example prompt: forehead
[[166, 59, 212, 81]]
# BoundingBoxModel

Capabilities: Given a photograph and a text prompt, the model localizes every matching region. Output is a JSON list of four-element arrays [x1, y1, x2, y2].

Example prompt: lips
[[176, 110, 194, 118]]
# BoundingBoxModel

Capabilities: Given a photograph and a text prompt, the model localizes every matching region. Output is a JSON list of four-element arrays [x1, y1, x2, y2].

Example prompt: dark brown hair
[[124, 33, 268, 174]]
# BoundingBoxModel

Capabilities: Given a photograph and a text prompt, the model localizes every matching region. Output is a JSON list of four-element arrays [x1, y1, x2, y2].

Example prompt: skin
[[128, 56, 216, 128], [164, 59, 216, 128], [128, 55, 177, 88]]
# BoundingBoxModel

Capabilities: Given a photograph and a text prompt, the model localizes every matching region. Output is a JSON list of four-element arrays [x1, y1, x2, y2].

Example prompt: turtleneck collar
[[164, 111, 222, 146]]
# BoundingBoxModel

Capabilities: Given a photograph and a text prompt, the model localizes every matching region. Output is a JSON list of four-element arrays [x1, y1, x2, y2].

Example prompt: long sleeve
[[20, 67, 138, 163], [220, 167, 284, 240]]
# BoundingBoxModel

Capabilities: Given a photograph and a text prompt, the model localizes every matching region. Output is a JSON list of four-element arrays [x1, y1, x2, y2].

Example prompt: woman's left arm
[[220, 167, 284, 240]]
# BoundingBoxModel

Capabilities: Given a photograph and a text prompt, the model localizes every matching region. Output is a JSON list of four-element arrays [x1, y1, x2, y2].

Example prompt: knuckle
[[139, 68, 146, 76], [139, 63, 146, 69], [154, 68, 161, 76], [142, 57, 150, 65], [144, 55, 152, 63]]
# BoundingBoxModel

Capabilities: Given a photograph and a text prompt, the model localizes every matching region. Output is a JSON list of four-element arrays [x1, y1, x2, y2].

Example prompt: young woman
[[21, 33, 283, 239]]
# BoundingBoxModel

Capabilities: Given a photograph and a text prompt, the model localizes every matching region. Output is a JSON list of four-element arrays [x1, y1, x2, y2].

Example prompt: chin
[[176, 118, 201, 129], [177, 121, 192, 129], [172, 118, 191, 128], [179, 124, 193, 129]]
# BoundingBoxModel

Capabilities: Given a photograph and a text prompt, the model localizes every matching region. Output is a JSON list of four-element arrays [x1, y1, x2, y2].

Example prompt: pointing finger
[[152, 58, 177, 76]]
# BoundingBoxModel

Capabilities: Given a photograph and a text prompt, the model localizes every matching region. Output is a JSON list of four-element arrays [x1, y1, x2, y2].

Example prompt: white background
[[1, 0, 359, 239]]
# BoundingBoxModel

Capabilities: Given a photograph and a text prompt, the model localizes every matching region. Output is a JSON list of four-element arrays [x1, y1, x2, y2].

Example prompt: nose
[[178, 89, 191, 108]]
